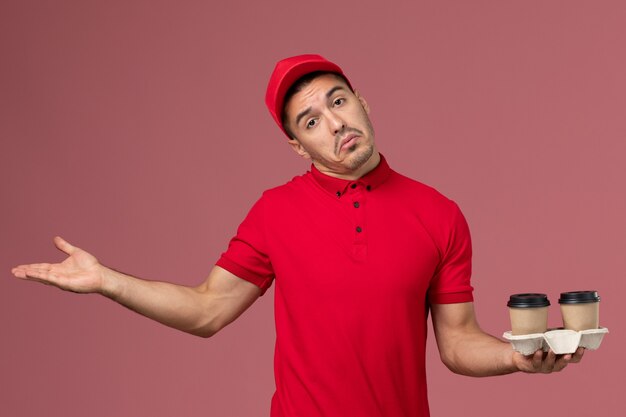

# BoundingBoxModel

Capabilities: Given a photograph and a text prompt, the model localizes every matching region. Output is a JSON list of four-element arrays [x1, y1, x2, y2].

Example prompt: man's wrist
[[98, 265, 124, 300], [500, 343, 521, 374]]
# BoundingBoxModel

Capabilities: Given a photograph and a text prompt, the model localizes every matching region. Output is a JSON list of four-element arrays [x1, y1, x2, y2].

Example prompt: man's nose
[[327, 111, 345, 135]]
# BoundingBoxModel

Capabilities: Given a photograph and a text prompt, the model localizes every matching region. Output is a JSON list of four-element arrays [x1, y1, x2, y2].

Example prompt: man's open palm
[[12, 236, 104, 294]]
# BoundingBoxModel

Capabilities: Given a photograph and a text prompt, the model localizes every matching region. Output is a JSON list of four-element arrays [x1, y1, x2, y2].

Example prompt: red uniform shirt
[[217, 155, 473, 417]]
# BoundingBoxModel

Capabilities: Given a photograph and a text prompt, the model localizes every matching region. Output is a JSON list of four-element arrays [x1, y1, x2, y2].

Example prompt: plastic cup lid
[[507, 293, 550, 308], [558, 291, 600, 304]]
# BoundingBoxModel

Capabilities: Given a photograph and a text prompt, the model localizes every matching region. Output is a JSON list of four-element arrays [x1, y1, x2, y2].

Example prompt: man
[[12, 54, 584, 417]]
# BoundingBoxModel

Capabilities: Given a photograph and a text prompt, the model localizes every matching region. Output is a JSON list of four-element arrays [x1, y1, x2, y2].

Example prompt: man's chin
[[345, 144, 374, 171]]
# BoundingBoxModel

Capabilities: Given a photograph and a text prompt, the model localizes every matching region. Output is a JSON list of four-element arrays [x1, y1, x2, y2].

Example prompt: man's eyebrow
[[295, 106, 312, 126], [326, 85, 346, 99]]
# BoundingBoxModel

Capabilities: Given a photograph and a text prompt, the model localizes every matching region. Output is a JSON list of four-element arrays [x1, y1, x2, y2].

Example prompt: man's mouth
[[338, 134, 358, 153]]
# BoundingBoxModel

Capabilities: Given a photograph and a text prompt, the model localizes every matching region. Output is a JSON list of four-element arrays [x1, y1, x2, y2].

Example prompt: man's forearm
[[440, 329, 518, 377], [100, 266, 218, 337]]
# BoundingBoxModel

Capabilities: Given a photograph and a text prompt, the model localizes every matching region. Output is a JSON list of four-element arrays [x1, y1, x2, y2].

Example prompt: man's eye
[[306, 119, 317, 128], [333, 98, 344, 106]]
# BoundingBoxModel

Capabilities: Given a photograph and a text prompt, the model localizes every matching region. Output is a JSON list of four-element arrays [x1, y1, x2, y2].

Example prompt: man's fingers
[[552, 354, 572, 372], [14, 267, 60, 285], [531, 350, 543, 370], [541, 350, 557, 372], [515, 346, 584, 374], [572, 347, 585, 363], [12, 263, 52, 278], [54, 236, 76, 255], [12, 265, 46, 278], [15, 263, 52, 270], [25, 268, 54, 281], [11, 267, 26, 278]]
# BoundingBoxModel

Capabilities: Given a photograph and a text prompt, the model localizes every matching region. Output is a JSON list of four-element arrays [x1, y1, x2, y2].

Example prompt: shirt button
[[353, 202, 360, 208], [356, 226, 362, 233], [336, 191, 341, 197], [366, 185, 372, 191], [350, 184, 357, 189]]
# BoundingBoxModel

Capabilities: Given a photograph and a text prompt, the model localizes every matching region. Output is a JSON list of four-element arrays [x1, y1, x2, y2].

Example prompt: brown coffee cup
[[507, 293, 550, 335], [559, 291, 600, 331]]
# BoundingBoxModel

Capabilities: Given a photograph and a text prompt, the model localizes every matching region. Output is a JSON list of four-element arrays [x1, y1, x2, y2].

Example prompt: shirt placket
[[347, 181, 368, 262]]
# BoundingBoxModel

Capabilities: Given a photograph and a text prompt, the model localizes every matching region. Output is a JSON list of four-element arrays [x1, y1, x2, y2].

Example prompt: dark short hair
[[281, 71, 352, 140]]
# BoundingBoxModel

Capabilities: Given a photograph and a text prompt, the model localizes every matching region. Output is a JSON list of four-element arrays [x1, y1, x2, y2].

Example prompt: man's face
[[283, 74, 377, 178]]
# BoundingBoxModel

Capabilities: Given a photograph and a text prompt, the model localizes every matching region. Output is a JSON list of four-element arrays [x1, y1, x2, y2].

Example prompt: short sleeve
[[427, 202, 474, 304], [216, 196, 275, 295]]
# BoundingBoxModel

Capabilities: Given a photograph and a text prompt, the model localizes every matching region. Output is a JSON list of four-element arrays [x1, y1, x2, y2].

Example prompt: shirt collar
[[310, 154, 392, 197]]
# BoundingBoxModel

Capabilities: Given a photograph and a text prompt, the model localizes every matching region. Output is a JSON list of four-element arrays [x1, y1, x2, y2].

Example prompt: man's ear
[[354, 90, 370, 114], [287, 138, 311, 160]]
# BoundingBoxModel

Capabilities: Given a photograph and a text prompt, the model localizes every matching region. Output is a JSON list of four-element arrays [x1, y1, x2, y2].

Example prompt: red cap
[[265, 54, 351, 138]]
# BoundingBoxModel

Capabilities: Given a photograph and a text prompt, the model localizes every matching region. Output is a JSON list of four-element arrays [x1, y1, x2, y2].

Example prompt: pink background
[[1, 1, 625, 416]]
